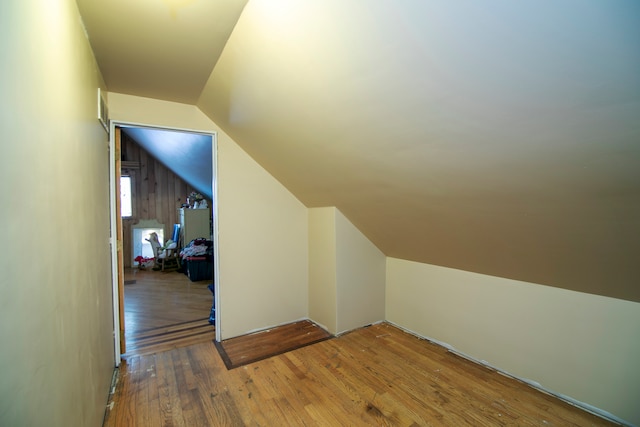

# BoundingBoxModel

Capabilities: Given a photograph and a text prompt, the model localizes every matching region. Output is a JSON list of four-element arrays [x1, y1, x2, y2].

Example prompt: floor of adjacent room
[[104, 270, 619, 426], [122, 268, 216, 359]]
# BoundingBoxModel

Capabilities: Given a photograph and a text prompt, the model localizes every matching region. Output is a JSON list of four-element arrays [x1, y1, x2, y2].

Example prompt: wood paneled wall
[[121, 133, 210, 268]]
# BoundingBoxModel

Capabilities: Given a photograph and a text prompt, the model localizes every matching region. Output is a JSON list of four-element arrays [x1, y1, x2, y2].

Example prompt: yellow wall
[[108, 93, 309, 339], [0, 1, 114, 426], [386, 257, 640, 425]]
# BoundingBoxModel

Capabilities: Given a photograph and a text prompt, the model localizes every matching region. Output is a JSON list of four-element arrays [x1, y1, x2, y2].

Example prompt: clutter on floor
[[180, 238, 213, 282]]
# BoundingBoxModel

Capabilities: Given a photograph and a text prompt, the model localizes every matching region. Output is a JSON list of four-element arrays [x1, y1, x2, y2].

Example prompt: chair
[[147, 232, 180, 272], [156, 243, 180, 272]]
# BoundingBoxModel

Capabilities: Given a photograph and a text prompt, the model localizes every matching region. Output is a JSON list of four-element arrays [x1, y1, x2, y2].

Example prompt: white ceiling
[[76, 0, 640, 302]]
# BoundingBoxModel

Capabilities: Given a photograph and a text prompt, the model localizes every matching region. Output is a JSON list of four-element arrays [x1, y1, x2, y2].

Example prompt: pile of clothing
[[180, 238, 212, 259]]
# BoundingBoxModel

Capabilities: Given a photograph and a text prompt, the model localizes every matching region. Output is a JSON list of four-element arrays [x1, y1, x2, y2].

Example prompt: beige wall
[[108, 93, 309, 339], [0, 1, 115, 426], [386, 257, 640, 426], [216, 129, 309, 338], [308, 207, 385, 334], [309, 207, 338, 332], [335, 209, 385, 333], [108, 93, 216, 131]]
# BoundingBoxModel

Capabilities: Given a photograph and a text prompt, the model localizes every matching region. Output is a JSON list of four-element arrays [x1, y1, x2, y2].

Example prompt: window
[[120, 176, 133, 218]]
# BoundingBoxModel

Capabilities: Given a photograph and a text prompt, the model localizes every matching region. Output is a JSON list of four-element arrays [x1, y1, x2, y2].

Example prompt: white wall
[[309, 207, 337, 332], [335, 209, 385, 333], [0, 1, 114, 426], [108, 93, 309, 340], [386, 257, 640, 426]]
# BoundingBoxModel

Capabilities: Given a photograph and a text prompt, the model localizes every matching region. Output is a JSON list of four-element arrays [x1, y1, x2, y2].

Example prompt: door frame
[[108, 120, 220, 366]]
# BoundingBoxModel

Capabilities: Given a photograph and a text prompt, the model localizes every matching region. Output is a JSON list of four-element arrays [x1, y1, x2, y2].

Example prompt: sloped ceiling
[[77, 0, 640, 302], [122, 127, 213, 200], [76, 0, 249, 104]]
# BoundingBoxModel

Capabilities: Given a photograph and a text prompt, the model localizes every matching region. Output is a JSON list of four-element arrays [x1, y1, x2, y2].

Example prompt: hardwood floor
[[104, 322, 618, 426], [122, 268, 215, 358], [215, 319, 332, 369]]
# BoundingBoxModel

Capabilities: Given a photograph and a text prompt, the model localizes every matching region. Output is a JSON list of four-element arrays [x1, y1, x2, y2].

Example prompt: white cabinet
[[179, 208, 210, 244]]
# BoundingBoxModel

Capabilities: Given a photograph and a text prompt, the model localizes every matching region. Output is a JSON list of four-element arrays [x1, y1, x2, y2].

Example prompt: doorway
[[108, 122, 220, 365]]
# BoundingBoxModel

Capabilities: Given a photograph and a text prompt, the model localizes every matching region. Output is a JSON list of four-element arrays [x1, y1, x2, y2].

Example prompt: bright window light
[[121, 176, 133, 218]]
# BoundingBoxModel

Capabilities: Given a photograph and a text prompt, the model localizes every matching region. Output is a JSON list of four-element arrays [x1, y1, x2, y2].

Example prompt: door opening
[[108, 122, 220, 365]]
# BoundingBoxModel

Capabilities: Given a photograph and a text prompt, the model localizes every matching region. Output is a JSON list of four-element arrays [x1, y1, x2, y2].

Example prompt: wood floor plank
[[104, 322, 620, 427], [122, 268, 215, 359], [139, 355, 161, 427], [352, 333, 483, 424], [133, 356, 149, 427], [216, 319, 331, 369], [157, 350, 187, 427], [109, 356, 137, 427], [187, 342, 249, 426]]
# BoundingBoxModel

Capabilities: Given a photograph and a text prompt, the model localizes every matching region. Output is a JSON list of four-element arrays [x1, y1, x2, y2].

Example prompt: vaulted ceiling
[[121, 126, 213, 200], [76, 0, 640, 302]]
